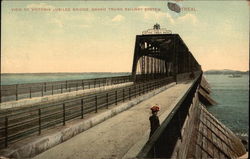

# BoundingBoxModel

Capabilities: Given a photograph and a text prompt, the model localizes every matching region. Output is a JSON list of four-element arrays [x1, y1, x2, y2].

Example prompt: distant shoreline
[[0, 72, 132, 85], [204, 72, 249, 75], [1, 72, 131, 75], [1, 71, 248, 75], [204, 69, 249, 75]]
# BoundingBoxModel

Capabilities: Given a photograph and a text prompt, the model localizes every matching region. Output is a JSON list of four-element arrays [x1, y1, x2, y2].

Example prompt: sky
[[1, 0, 249, 73]]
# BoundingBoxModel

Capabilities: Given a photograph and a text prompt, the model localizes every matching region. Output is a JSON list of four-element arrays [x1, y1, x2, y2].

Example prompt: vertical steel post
[[69, 83, 71, 92], [42, 86, 44, 97], [63, 103, 66, 126], [52, 85, 54, 95], [135, 85, 137, 97], [81, 99, 84, 119], [44, 82, 47, 92], [139, 85, 141, 96], [106, 93, 109, 109], [143, 83, 145, 94], [148, 83, 150, 92], [95, 95, 98, 113], [131, 36, 140, 81], [147, 82, 151, 92], [29, 87, 32, 98], [5, 116, 8, 148], [16, 84, 18, 101], [82, 81, 85, 90], [123, 89, 125, 102], [61, 84, 63, 93], [115, 90, 118, 105], [38, 109, 41, 135], [129, 88, 131, 100]]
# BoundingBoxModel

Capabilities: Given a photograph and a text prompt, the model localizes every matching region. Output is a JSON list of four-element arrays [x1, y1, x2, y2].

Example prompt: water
[[204, 74, 249, 138], [0, 72, 130, 85], [1, 73, 248, 137]]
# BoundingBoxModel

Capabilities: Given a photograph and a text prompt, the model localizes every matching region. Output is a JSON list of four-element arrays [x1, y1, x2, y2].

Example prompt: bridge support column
[[132, 36, 140, 82]]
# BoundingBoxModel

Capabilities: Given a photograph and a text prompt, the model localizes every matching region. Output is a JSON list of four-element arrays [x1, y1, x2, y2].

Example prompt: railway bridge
[[0, 25, 246, 159]]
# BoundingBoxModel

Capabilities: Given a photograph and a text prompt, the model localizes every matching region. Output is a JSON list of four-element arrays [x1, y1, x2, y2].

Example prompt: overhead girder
[[131, 34, 201, 81]]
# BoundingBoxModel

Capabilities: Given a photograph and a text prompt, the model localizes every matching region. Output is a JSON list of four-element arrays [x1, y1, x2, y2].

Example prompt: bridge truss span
[[132, 31, 201, 82]]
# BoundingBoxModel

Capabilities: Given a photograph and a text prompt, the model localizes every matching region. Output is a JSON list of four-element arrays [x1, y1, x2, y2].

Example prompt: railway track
[[0, 76, 174, 148], [0, 75, 132, 103]]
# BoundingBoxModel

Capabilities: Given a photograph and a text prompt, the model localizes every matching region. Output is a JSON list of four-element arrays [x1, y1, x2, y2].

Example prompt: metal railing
[[137, 72, 202, 158], [0, 76, 175, 148], [0, 76, 132, 103]]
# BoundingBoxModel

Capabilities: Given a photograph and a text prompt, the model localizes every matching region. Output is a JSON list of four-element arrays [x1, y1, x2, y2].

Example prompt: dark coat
[[149, 114, 160, 137]]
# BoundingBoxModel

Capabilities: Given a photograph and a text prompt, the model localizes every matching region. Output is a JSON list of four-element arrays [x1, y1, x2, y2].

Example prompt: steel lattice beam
[[131, 34, 201, 82]]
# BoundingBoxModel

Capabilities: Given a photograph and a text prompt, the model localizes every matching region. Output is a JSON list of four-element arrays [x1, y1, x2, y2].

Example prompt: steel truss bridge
[[132, 32, 201, 81], [0, 25, 203, 150]]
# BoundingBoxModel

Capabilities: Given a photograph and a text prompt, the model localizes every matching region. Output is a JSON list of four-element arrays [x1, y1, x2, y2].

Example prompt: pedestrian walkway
[[33, 81, 193, 159]]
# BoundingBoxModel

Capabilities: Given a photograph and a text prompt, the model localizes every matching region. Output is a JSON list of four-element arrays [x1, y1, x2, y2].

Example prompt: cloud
[[145, 11, 175, 24], [213, 19, 246, 41], [177, 13, 198, 25], [45, 12, 95, 30], [52, 13, 95, 29], [112, 15, 125, 22], [138, 6, 175, 25]]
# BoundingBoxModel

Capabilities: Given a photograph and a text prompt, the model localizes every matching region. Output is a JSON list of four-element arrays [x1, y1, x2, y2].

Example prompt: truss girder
[[131, 34, 201, 81]]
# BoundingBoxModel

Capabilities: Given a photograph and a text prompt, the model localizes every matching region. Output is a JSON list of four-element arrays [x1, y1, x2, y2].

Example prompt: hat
[[150, 105, 160, 112]]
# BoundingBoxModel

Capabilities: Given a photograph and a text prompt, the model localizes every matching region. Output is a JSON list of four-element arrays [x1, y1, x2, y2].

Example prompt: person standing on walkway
[[149, 104, 160, 138]]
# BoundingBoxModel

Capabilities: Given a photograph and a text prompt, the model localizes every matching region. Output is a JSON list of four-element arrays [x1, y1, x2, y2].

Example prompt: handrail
[[0, 76, 175, 148], [0, 75, 132, 103], [137, 72, 202, 158], [0, 76, 172, 116]]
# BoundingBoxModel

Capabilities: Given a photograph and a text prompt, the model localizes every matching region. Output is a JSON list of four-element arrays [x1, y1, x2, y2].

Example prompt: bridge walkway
[[33, 80, 193, 159]]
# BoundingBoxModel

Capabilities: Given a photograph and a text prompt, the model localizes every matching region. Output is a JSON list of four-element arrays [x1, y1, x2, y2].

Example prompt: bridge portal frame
[[131, 34, 201, 82]]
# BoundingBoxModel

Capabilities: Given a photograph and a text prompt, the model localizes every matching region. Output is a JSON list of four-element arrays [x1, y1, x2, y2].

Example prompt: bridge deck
[[33, 81, 193, 159]]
